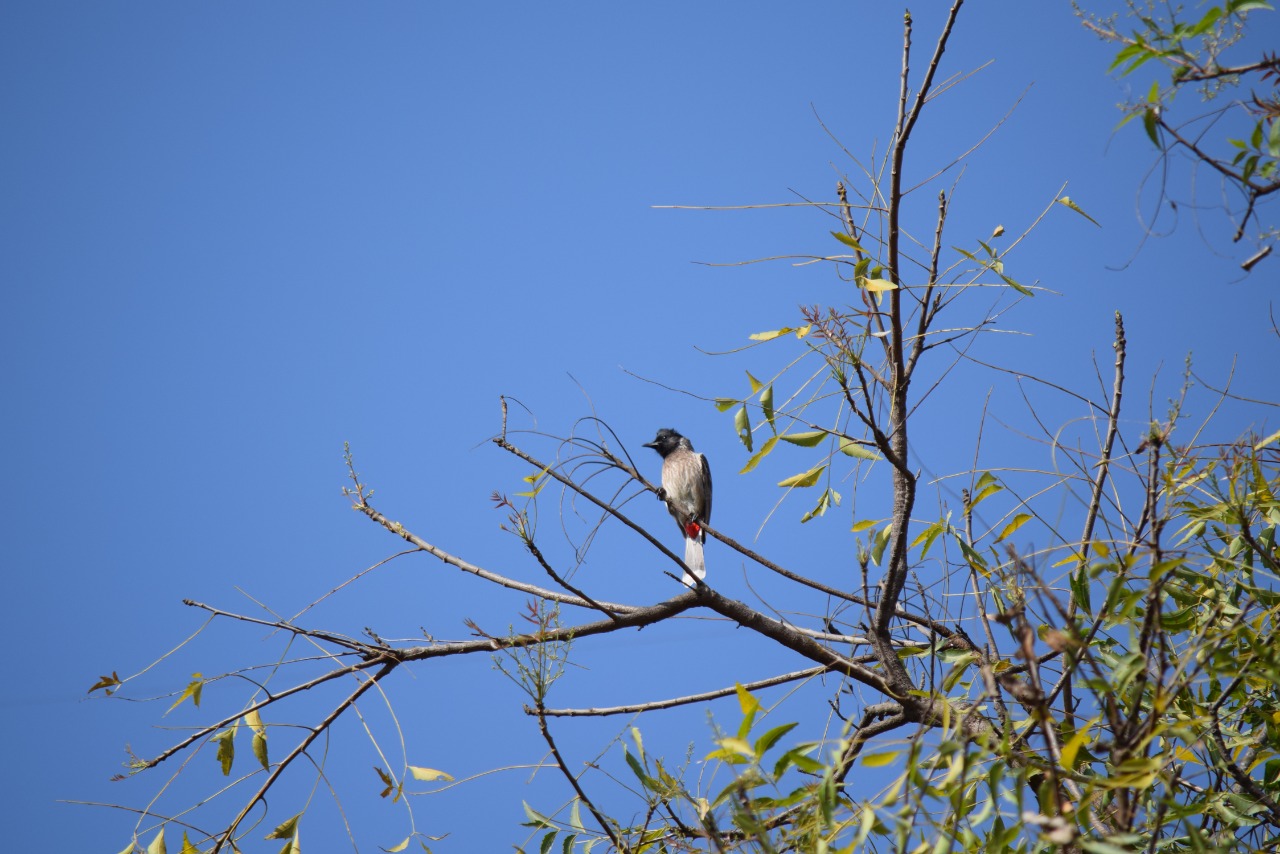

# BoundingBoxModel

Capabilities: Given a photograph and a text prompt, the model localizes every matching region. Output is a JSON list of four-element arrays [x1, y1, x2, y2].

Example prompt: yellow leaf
[[408, 766, 454, 782], [735, 683, 762, 715], [995, 513, 1033, 543], [778, 464, 826, 488], [749, 328, 794, 341], [852, 519, 879, 533], [1059, 716, 1097, 770], [862, 277, 898, 292], [146, 829, 166, 854], [861, 751, 901, 768]]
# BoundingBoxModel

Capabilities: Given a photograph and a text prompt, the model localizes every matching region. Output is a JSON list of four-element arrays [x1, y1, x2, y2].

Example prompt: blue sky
[[3, 2, 1277, 852]]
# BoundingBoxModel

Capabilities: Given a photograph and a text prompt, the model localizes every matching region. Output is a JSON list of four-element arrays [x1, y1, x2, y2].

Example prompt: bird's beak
[[642, 441, 658, 449]]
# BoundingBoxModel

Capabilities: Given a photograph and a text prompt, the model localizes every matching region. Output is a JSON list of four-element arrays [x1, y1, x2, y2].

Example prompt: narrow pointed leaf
[[779, 430, 826, 447], [994, 513, 1033, 543], [1057, 196, 1101, 227], [831, 230, 866, 253], [739, 436, 778, 474], [266, 814, 301, 841], [778, 464, 826, 488], [749, 328, 794, 342], [839, 439, 881, 460]]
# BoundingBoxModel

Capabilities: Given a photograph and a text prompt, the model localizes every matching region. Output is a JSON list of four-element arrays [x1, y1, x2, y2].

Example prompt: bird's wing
[[699, 452, 712, 524]]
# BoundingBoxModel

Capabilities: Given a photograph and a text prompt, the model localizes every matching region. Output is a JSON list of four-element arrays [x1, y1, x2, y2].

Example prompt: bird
[[642, 428, 713, 585]]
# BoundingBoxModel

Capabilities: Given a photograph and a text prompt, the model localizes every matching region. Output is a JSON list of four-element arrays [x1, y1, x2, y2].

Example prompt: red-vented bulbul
[[643, 428, 712, 585]]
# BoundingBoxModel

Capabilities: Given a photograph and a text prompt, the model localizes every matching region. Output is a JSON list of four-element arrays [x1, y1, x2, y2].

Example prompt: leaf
[[1057, 196, 1101, 227], [994, 513, 1033, 543], [831, 230, 866, 253], [266, 813, 301, 840], [245, 708, 269, 771], [539, 830, 556, 854], [734, 406, 752, 452], [409, 766, 454, 782], [739, 436, 778, 474], [839, 439, 881, 460], [991, 224, 1005, 238], [778, 464, 826, 489], [522, 802, 555, 829], [851, 518, 879, 533], [754, 722, 799, 758], [800, 488, 840, 523], [1142, 107, 1161, 147], [760, 384, 775, 431], [779, 430, 827, 447], [713, 397, 739, 412], [375, 766, 396, 799], [387, 838, 411, 853], [147, 829, 167, 854], [1060, 716, 1098, 770], [860, 751, 902, 768], [862, 277, 898, 292], [167, 674, 204, 714], [969, 482, 1003, 507], [749, 328, 795, 342], [735, 683, 762, 715], [179, 832, 202, 854], [745, 371, 764, 394], [213, 727, 236, 776], [88, 671, 122, 696]]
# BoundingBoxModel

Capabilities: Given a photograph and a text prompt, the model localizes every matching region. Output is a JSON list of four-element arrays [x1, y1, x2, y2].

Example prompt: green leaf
[[739, 435, 778, 474], [1142, 107, 1161, 147], [146, 829, 167, 854], [760, 384, 775, 431], [409, 766, 454, 782], [522, 801, 556, 830], [839, 439, 881, 460], [213, 727, 236, 776], [831, 230, 866, 253], [745, 371, 764, 394], [1060, 716, 1098, 770], [713, 397, 739, 412], [970, 482, 1003, 507], [800, 488, 840, 523], [266, 813, 301, 840], [167, 673, 204, 714], [994, 513, 1033, 543], [779, 430, 827, 447], [539, 830, 556, 854], [860, 751, 902, 768], [778, 464, 826, 488], [734, 405, 752, 452], [245, 708, 269, 771], [1230, 0, 1274, 14], [179, 832, 202, 854], [1057, 196, 1101, 227], [623, 749, 651, 788], [754, 722, 799, 758]]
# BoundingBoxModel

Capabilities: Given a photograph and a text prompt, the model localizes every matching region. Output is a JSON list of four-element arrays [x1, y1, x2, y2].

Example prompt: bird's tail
[[683, 535, 706, 586]]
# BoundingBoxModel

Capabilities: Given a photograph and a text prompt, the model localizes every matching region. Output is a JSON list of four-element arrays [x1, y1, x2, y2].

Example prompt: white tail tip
[[683, 538, 707, 586]]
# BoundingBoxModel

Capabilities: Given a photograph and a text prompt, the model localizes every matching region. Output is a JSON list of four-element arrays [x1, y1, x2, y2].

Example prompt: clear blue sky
[[3, 2, 1276, 851]]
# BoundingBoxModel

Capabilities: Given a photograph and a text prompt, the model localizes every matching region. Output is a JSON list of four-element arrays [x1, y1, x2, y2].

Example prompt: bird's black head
[[643, 428, 686, 457]]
